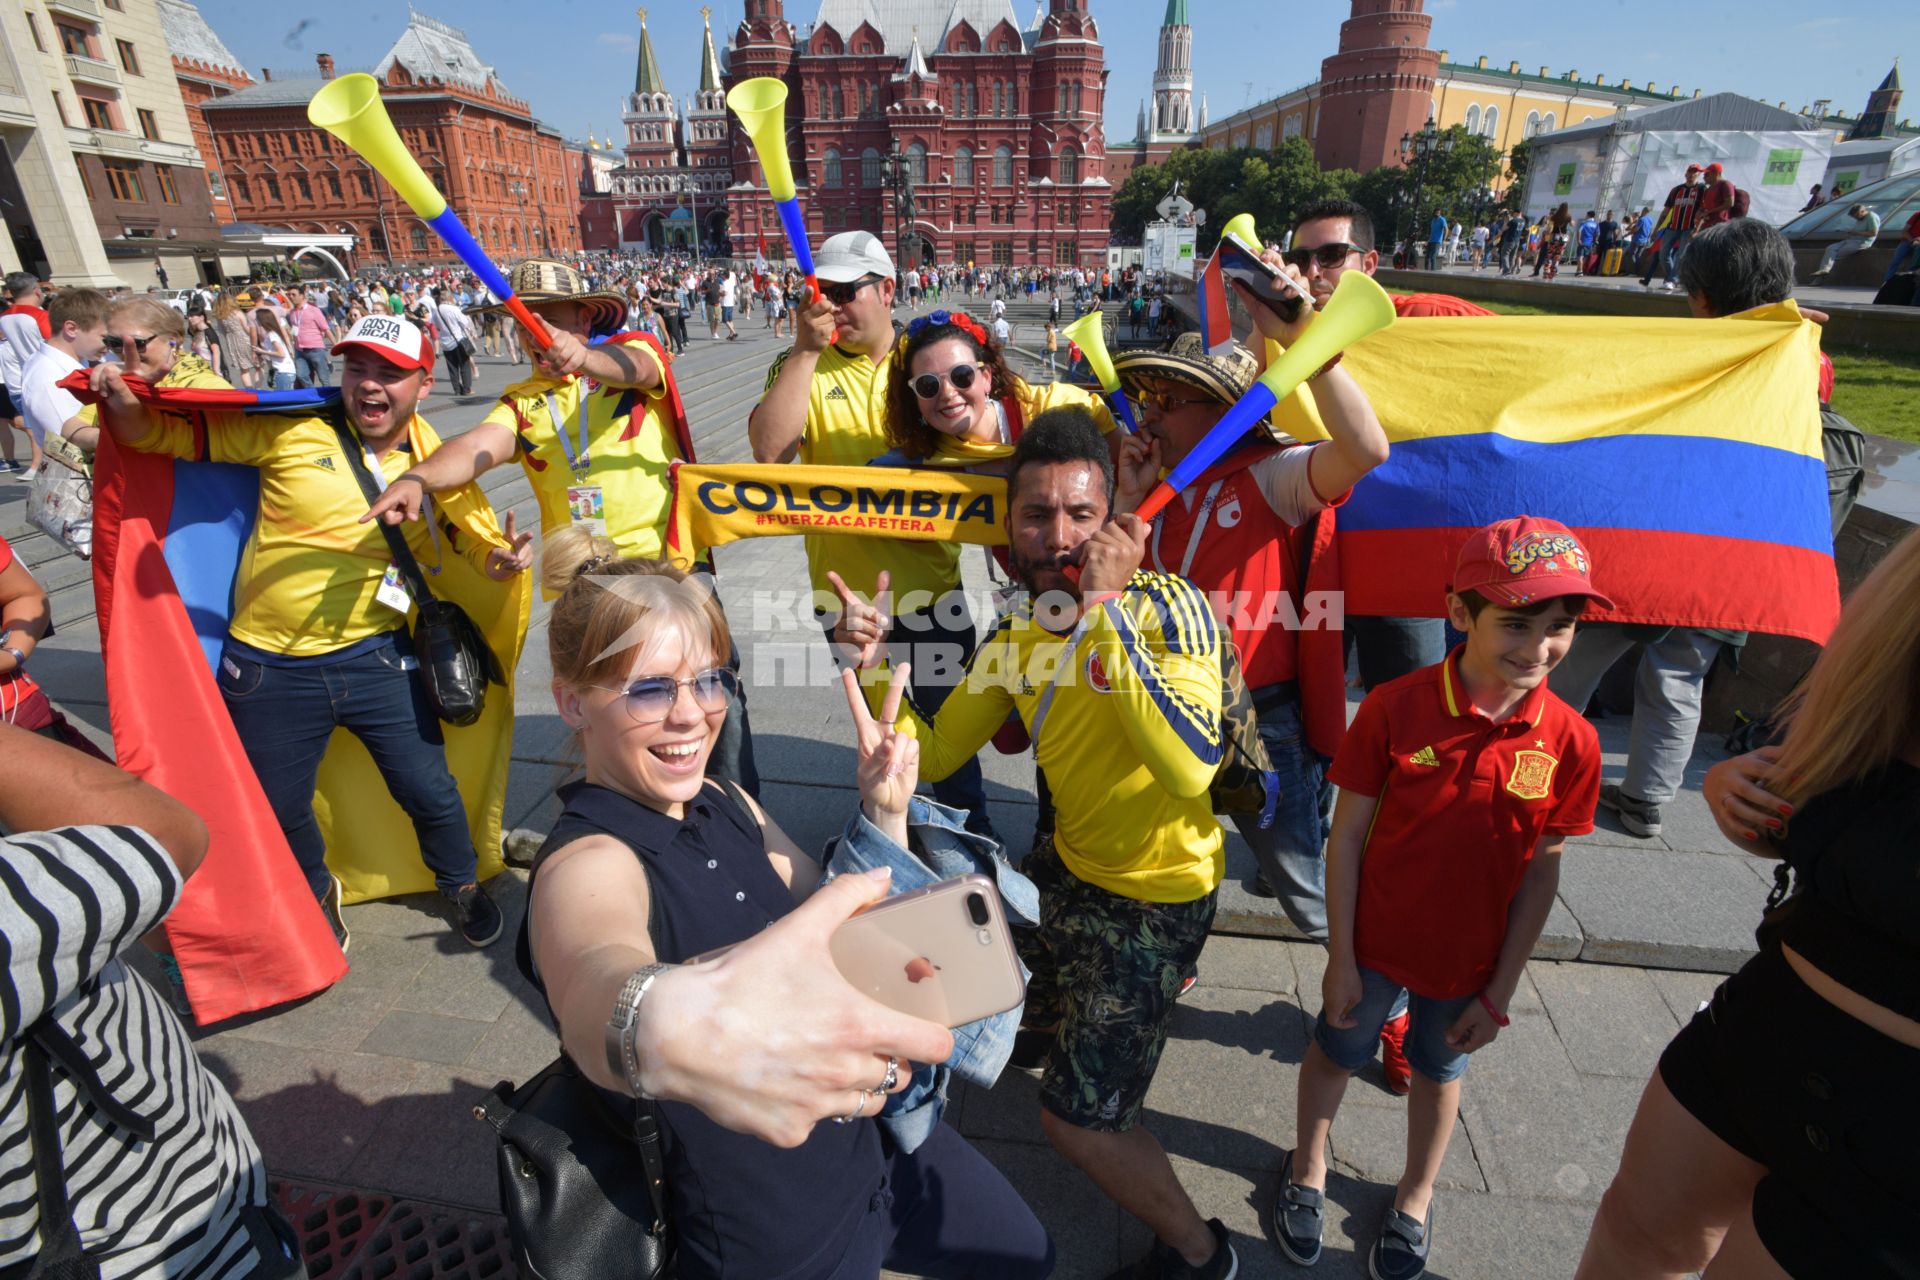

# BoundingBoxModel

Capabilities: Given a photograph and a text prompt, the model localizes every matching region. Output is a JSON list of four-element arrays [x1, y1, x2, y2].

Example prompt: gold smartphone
[[828, 874, 1026, 1028]]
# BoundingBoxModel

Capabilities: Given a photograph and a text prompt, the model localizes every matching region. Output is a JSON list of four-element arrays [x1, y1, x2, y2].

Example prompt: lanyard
[[543, 387, 592, 480], [363, 443, 444, 574], [1147, 478, 1225, 579]]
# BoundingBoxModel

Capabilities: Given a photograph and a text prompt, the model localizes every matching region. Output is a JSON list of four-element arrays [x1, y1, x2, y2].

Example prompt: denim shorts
[[1313, 965, 1477, 1084]]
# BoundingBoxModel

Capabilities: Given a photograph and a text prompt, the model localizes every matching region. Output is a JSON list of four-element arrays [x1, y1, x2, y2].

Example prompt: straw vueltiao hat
[[465, 259, 627, 334]]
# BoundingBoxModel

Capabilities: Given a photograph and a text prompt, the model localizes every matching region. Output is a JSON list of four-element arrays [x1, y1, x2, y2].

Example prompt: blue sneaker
[[1368, 1203, 1433, 1280], [1272, 1150, 1324, 1266]]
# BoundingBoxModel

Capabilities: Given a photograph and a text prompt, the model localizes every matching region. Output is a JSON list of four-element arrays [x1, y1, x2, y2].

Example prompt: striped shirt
[[0, 826, 271, 1277]]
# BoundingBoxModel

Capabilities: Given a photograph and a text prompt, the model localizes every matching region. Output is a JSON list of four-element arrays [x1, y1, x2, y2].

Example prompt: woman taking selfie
[[521, 529, 1053, 1280], [1577, 528, 1920, 1279]]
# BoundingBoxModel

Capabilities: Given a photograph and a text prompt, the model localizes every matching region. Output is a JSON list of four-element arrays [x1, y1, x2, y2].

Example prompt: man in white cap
[[750, 230, 991, 831], [88, 313, 532, 952]]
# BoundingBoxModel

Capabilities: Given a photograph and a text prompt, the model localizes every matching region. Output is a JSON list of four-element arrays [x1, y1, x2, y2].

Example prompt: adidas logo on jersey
[[1408, 745, 1440, 767], [825, 386, 851, 401], [313, 456, 335, 472]]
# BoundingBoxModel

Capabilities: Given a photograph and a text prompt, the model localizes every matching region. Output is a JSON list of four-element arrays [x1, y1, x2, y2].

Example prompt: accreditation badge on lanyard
[[547, 384, 605, 535], [363, 444, 441, 615]]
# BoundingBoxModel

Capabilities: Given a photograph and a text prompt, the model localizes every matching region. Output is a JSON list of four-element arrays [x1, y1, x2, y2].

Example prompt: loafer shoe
[[1368, 1203, 1433, 1280], [1271, 1150, 1324, 1266]]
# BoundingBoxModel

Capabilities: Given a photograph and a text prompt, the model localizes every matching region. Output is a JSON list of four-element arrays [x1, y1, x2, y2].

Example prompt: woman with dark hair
[[1535, 203, 1573, 279], [1576, 528, 1920, 1280], [878, 309, 1112, 475]]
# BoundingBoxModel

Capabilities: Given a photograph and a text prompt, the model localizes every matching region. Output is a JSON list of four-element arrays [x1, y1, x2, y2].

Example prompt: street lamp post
[[679, 171, 702, 264], [1398, 117, 1453, 259], [508, 179, 530, 262], [882, 142, 916, 284]]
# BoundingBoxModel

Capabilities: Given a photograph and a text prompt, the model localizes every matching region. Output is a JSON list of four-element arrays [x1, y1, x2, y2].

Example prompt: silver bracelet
[[604, 962, 674, 1098]]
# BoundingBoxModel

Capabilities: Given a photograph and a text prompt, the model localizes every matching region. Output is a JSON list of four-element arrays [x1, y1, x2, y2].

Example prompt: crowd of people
[[0, 202, 1909, 1280]]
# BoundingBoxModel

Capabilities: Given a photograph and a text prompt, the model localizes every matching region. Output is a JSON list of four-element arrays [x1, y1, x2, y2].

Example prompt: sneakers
[[1248, 869, 1277, 899], [1271, 1150, 1324, 1265], [1367, 1203, 1433, 1280], [1598, 783, 1662, 838], [1662, 280, 1677, 291], [157, 953, 194, 1020], [1379, 1010, 1413, 1096], [1104, 1218, 1237, 1280], [322, 874, 351, 953], [1006, 1026, 1053, 1078], [1175, 971, 1199, 1001], [443, 881, 503, 947], [18, 465, 39, 482]]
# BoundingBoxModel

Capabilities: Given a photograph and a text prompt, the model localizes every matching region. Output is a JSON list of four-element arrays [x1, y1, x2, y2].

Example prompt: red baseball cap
[[1685, 163, 1703, 175], [331, 314, 434, 372], [1452, 516, 1614, 610], [1704, 162, 1724, 176]]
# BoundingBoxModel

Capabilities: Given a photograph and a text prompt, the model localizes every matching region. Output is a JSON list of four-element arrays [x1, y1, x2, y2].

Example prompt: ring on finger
[[830, 1090, 867, 1125], [871, 1055, 899, 1095]]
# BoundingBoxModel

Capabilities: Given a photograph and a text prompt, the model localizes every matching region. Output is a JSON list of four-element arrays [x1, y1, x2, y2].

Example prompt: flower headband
[[905, 309, 991, 347]]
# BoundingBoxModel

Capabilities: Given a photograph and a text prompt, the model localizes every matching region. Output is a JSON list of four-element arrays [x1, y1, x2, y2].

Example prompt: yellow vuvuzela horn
[[1220, 212, 1260, 245], [1138, 269, 1395, 521], [725, 77, 797, 203], [1062, 308, 1138, 432]]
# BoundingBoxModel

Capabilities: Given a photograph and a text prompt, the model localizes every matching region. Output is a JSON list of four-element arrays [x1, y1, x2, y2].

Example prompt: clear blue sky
[[191, 0, 1905, 144]]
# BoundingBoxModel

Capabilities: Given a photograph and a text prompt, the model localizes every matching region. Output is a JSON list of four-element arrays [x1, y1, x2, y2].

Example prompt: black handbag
[[472, 1055, 674, 1280], [330, 413, 504, 726]]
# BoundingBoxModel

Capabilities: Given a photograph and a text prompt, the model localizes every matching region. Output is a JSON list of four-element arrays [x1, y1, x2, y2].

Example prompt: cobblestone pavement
[[25, 313, 1759, 1278]]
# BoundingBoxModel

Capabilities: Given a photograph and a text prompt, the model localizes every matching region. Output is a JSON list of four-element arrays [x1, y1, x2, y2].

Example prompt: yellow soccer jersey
[[128, 410, 494, 656], [761, 343, 959, 606], [483, 340, 682, 571], [869, 569, 1226, 903]]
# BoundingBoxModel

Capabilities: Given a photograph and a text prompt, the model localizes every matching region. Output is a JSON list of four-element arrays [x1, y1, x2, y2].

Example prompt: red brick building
[[197, 11, 579, 272], [1313, 0, 1442, 175], [156, 0, 252, 224], [723, 0, 1114, 271]]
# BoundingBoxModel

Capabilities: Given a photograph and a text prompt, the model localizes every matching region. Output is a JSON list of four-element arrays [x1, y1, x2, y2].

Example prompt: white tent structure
[[1821, 135, 1920, 200], [1520, 93, 1833, 225]]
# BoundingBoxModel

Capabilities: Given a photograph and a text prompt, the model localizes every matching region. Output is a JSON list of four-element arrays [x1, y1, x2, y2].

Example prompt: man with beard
[[832, 410, 1239, 1280], [88, 314, 530, 951]]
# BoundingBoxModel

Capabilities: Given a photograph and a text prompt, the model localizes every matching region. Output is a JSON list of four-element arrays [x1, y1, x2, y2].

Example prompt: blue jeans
[[216, 632, 478, 901], [1347, 615, 1447, 691], [1885, 240, 1917, 283], [270, 369, 295, 390], [1641, 228, 1694, 285], [294, 347, 330, 388], [1314, 965, 1477, 1084], [1233, 695, 1330, 941]]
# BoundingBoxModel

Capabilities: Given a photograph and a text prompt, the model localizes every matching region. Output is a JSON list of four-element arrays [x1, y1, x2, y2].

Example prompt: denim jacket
[[822, 797, 1038, 1152]]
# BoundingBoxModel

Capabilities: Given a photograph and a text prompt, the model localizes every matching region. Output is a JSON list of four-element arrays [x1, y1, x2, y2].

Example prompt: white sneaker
[[1663, 281, 1676, 291], [19, 466, 38, 481]]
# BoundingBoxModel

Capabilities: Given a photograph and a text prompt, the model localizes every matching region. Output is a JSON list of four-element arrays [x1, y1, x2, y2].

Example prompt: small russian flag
[[1194, 245, 1234, 356]]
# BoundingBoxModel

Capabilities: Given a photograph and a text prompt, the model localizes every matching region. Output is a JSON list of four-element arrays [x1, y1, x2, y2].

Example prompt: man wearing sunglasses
[[17, 287, 106, 458]]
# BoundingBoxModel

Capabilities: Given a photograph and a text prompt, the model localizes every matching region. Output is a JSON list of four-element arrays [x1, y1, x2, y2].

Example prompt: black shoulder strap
[[19, 1022, 105, 1278], [327, 410, 434, 604]]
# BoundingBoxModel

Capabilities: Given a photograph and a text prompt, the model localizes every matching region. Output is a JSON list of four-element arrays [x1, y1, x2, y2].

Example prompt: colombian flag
[[1273, 301, 1839, 643], [75, 369, 525, 1024]]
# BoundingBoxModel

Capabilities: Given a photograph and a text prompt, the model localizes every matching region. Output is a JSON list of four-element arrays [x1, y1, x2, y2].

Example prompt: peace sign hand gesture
[[827, 569, 891, 671], [841, 664, 918, 848]]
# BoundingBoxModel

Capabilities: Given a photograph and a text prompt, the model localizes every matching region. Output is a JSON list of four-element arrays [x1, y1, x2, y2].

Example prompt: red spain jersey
[[1328, 648, 1600, 998], [1391, 293, 1496, 319]]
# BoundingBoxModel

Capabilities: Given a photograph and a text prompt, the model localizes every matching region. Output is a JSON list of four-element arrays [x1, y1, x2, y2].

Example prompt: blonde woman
[[522, 529, 1052, 1280], [211, 291, 260, 389], [1577, 529, 1920, 1280]]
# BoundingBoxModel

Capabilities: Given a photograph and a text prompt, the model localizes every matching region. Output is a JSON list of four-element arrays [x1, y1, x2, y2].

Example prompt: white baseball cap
[[814, 231, 896, 284], [331, 313, 434, 371]]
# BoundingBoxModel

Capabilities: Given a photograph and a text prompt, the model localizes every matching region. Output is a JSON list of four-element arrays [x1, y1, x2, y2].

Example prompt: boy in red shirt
[[1272, 516, 1605, 1280]]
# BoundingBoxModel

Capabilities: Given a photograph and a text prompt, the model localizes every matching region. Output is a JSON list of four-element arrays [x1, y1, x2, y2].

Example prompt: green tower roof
[[1163, 0, 1188, 25], [634, 11, 666, 96]]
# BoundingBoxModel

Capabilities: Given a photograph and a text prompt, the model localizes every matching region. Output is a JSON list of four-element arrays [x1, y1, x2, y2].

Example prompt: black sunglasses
[[821, 275, 881, 306], [911, 363, 984, 399], [1280, 242, 1364, 271], [103, 334, 164, 355], [599, 667, 739, 725]]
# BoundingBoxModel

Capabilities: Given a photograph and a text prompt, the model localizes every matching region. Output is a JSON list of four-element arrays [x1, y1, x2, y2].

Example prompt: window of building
[[115, 39, 140, 75], [1059, 200, 1078, 226], [1057, 238, 1076, 265], [906, 142, 926, 184], [1542, 112, 1556, 132], [357, 172, 373, 197], [295, 175, 311, 202], [823, 147, 842, 187], [154, 164, 178, 203], [1283, 114, 1304, 140], [136, 108, 158, 140], [51, 93, 69, 127], [56, 23, 91, 58], [103, 161, 143, 202], [75, 158, 93, 198], [25, 13, 44, 51], [1070, 84, 1082, 115], [1483, 105, 1499, 138], [1059, 147, 1079, 184], [1464, 104, 1481, 134], [412, 225, 430, 253], [104, 0, 123, 9], [327, 173, 342, 200], [992, 239, 1011, 265], [956, 204, 974, 225], [264, 175, 280, 202], [861, 147, 882, 187], [993, 145, 1012, 184], [1254, 123, 1273, 149], [953, 145, 972, 185], [232, 176, 248, 203], [1525, 110, 1541, 137], [82, 97, 115, 131]]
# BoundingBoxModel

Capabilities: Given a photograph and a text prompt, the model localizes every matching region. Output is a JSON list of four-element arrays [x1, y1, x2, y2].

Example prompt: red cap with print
[[330, 314, 433, 371], [1452, 515, 1615, 610]]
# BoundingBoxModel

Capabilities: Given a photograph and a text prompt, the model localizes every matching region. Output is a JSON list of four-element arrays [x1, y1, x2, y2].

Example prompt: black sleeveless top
[[1777, 761, 1920, 1021], [518, 779, 884, 1280]]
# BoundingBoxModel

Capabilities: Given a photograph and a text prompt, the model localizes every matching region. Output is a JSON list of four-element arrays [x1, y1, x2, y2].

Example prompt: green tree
[[1113, 138, 1360, 247]]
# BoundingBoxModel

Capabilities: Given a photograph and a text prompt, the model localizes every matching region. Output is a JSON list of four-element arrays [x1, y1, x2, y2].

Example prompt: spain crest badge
[[1505, 748, 1559, 801]]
